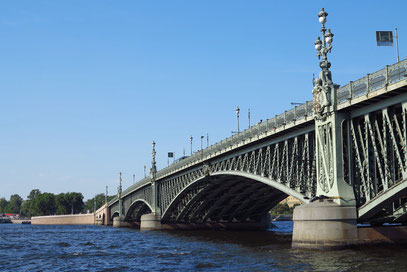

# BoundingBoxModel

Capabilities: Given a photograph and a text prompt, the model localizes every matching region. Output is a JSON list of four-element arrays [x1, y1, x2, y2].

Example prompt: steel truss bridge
[[108, 59, 407, 227]]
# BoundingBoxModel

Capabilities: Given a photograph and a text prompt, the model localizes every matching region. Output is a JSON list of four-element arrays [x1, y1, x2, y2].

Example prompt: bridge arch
[[161, 170, 309, 223], [111, 211, 120, 220], [124, 199, 153, 222], [212, 171, 310, 202]]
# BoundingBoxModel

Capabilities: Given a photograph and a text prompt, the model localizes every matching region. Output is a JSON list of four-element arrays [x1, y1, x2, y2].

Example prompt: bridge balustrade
[[336, 59, 407, 103]]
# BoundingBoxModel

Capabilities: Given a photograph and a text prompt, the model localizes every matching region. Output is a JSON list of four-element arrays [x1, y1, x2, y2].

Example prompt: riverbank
[[10, 219, 31, 224], [31, 213, 94, 225]]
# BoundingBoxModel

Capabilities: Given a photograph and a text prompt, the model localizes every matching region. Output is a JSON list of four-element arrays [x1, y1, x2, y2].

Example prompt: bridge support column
[[292, 200, 357, 249], [112, 216, 136, 228], [140, 213, 162, 230]]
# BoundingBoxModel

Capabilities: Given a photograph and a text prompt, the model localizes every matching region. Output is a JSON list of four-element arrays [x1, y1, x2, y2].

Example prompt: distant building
[[279, 196, 302, 207]]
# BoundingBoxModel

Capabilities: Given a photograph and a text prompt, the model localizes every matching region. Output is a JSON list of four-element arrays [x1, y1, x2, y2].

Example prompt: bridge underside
[[124, 201, 152, 225], [161, 174, 288, 225]]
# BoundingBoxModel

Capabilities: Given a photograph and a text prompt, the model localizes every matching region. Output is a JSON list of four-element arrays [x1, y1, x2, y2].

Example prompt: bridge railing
[[336, 58, 407, 104], [153, 59, 407, 182], [110, 59, 407, 204], [154, 99, 314, 181]]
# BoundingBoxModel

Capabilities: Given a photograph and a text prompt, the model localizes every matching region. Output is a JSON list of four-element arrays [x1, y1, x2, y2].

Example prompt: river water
[[1, 222, 407, 271]]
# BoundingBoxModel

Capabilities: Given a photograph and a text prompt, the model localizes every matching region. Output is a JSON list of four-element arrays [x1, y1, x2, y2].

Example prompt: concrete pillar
[[112, 216, 135, 228], [105, 205, 110, 226], [292, 200, 357, 249], [140, 213, 162, 230]]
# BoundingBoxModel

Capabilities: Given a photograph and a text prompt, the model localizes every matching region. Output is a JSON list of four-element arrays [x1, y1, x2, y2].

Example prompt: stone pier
[[140, 213, 162, 230], [292, 200, 358, 249]]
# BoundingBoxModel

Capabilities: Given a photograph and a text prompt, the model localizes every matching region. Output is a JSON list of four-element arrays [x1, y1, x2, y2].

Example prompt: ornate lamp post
[[236, 106, 240, 133], [313, 8, 335, 119], [311, 8, 354, 203], [190, 136, 193, 155], [117, 172, 123, 217], [150, 141, 157, 179], [150, 141, 160, 214]]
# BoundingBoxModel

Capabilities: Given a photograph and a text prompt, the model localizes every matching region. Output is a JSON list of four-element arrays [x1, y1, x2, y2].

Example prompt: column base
[[292, 200, 357, 250], [112, 216, 136, 228], [140, 213, 162, 230]]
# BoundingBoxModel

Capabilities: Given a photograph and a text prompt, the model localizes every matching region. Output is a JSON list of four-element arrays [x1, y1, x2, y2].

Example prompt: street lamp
[[248, 108, 251, 129], [236, 106, 240, 133], [200, 136, 204, 151], [190, 136, 193, 155], [117, 172, 122, 197], [313, 8, 335, 119], [314, 8, 334, 63]]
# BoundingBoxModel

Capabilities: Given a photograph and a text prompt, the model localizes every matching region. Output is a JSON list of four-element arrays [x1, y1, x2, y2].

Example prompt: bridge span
[[99, 9, 407, 249]]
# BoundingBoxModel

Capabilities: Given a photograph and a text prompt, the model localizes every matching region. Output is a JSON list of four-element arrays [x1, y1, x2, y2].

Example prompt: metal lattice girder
[[108, 66, 407, 225], [346, 100, 407, 221]]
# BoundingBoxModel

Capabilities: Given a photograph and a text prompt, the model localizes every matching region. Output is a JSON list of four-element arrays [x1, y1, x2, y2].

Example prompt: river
[[1, 222, 407, 271]]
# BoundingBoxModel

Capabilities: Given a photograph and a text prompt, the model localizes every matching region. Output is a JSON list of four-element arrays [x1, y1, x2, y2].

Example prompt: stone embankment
[[31, 214, 94, 225]]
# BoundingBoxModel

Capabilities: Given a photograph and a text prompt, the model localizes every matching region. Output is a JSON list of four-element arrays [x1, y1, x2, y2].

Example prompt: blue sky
[[1, 0, 406, 200]]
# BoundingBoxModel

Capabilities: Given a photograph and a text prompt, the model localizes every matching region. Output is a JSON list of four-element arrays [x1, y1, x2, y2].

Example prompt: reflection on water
[[0, 222, 406, 271]]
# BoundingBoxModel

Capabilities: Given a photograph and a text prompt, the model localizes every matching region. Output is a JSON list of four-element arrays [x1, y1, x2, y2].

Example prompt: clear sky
[[1, 0, 406, 201]]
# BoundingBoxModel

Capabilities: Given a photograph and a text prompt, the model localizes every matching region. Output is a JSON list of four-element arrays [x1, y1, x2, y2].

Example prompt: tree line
[[0, 189, 115, 217]]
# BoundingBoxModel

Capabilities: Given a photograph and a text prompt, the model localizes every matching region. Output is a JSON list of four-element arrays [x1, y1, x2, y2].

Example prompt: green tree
[[54, 192, 84, 214], [19, 200, 31, 217], [55, 193, 70, 215], [25, 189, 42, 216], [0, 197, 8, 213], [27, 189, 41, 201], [83, 193, 108, 213], [270, 203, 293, 217], [5, 194, 23, 213], [34, 193, 56, 216], [67, 192, 84, 214]]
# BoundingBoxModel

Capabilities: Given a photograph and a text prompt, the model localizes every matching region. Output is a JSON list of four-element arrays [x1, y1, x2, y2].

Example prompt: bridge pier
[[292, 200, 358, 249], [113, 216, 137, 228], [140, 213, 162, 230]]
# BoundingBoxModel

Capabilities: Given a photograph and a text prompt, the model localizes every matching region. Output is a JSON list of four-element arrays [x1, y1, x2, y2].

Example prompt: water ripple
[[1, 223, 407, 271]]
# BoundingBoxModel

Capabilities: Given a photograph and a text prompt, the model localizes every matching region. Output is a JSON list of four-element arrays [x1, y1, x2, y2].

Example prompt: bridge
[[98, 9, 407, 249]]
